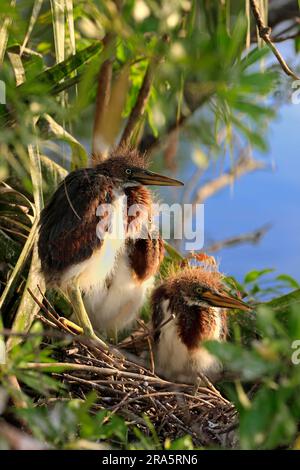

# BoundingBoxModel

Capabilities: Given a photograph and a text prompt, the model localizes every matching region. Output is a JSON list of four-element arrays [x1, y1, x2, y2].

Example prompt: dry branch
[[207, 224, 271, 253], [250, 0, 300, 81], [193, 157, 265, 205]]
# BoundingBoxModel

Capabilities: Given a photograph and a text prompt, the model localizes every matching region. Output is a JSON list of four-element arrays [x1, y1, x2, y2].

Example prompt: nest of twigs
[[30, 289, 238, 448]]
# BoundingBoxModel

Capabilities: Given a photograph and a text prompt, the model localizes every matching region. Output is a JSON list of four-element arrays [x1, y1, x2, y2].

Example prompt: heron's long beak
[[201, 290, 251, 311], [132, 169, 184, 187]]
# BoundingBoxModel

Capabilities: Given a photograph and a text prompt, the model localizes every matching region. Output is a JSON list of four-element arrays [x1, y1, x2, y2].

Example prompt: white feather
[[60, 192, 126, 291], [155, 300, 222, 384], [84, 251, 154, 336], [62, 190, 154, 336]]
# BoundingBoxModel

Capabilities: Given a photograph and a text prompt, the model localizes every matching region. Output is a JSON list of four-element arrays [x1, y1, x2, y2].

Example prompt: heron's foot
[[83, 325, 108, 349], [58, 317, 83, 334]]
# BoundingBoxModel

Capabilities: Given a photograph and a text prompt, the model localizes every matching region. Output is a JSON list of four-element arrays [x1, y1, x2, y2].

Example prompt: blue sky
[[159, 101, 300, 283], [206, 103, 300, 282], [159, 39, 300, 283], [175, 102, 300, 282]]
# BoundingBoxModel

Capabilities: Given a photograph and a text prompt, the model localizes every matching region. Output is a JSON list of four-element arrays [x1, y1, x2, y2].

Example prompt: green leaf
[[295, 36, 300, 54], [205, 340, 277, 381], [226, 14, 247, 64], [0, 229, 21, 264], [40, 154, 68, 201], [240, 46, 270, 71], [21, 42, 102, 96], [7, 243, 45, 352], [7, 51, 25, 85], [231, 116, 269, 152], [50, 0, 65, 64], [166, 435, 194, 450], [287, 305, 300, 340], [239, 387, 296, 449], [39, 114, 88, 170], [0, 0, 15, 65], [244, 269, 274, 284], [0, 220, 37, 316], [20, 0, 44, 56], [164, 242, 184, 261], [276, 274, 300, 290], [232, 100, 275, 120], [240, 71, 278, 94], [265, 288, 300, 313], [65, 0, 76, 57], [6, 137, 45, 350]]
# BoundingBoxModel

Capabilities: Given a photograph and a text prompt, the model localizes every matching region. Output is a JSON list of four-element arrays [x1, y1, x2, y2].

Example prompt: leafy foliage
[[205, 279, 300, 450]]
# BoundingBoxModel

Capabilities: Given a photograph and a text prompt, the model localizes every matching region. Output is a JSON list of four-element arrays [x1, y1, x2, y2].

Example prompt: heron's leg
[[193, 376, 202, 395], [67, 283, 107, 349]]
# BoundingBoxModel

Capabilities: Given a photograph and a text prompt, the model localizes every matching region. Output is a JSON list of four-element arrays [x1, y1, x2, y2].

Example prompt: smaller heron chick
[[151, 267, 250, 384]]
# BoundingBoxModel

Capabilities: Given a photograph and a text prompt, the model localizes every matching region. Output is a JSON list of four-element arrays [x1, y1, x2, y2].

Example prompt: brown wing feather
[[127, 236, 164, 282], [38, 168, 113, 283]]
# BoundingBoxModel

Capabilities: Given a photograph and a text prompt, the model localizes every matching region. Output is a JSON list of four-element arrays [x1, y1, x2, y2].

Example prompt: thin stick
[[147, 336, 155, 374], [250, 0, 300, 80], [207, 224, 271, 253], [22, 362, 176, 385], [193, 157, 265, 205]]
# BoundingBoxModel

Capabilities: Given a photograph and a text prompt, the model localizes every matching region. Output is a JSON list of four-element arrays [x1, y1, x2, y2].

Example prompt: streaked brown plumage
[[38, 148, 183, 339], [151, 267, 250, 384]]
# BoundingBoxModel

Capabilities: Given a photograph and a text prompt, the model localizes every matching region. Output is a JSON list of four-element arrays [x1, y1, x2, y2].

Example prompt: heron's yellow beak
[[132, 169, 184, 187], [201, 290, 251, 311]]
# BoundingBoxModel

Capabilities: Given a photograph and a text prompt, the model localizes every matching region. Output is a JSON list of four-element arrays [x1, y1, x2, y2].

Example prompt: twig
[[207, 224, 271, 253], [250, 0, 300, 80], [271, 31, 300, 43], [61, 374, 125, 397], [147, 336, 155, 374], [22, 362, 175, 385], [193, 157, 265, 205], [252, 31, 300, 43], [27, 287, 72, 333]]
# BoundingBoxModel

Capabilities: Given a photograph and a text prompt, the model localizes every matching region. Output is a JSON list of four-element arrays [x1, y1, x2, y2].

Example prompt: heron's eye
[[125, 168, 132, 175], [196, 287, 202, 295]]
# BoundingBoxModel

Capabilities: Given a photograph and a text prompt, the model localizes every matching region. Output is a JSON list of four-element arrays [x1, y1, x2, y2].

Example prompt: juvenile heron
[[38, 148, 183, 343], [151, 267, 250, 384]]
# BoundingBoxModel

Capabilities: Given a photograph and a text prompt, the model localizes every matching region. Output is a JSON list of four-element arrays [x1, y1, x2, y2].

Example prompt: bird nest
[[31, 290, 238, 448]]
